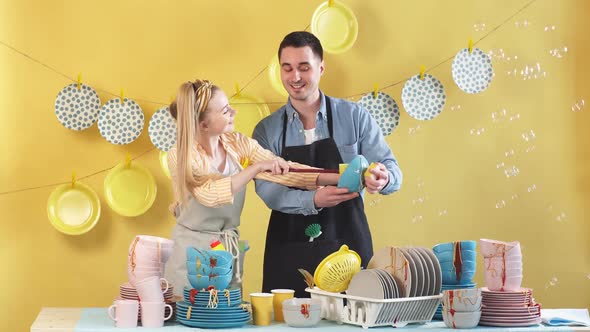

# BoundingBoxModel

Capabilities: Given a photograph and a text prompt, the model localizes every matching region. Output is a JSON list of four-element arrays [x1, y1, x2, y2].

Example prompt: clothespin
[[468, 39, 473, 54], [328, 0, 334, 7], [373, 83, 378, 98], [419, 65, 425, 80], [77, 73, 82, 90], [125, 152, 132, 167], [234, 83, 241, 97], [71, 171, 76, 187], [120, 88, 125, 105]]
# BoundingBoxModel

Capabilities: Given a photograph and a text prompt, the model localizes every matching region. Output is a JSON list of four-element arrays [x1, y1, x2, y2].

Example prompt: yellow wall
[[1, 0, 589, 330]]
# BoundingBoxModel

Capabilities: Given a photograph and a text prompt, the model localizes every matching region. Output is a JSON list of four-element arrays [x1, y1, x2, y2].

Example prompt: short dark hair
[[278, 31, 323, 61]]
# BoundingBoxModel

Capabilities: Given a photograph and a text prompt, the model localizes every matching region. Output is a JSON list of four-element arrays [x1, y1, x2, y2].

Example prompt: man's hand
[[314, 186, 359, 208], [364, 162, 389, 194]]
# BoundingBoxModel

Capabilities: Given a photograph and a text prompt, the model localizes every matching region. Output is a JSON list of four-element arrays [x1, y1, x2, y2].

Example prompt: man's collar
[[285, 90, 326, 120]]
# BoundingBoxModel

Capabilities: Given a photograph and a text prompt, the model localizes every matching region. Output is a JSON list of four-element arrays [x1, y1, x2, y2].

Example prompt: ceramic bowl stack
[[186, 247, 233, 290], [478, 238, 540, 327], [175, 287, 251, 328], [442, 288, 482, 328], [127, 235, 174, 286], [367, 246, 442, 298], [118, 282, 176, 321], [432, 241, 478, 320], [480, 238, 522, 292]]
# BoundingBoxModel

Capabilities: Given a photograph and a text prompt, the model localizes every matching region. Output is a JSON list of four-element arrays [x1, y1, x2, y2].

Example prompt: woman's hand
[[256, 158, 290, 175]]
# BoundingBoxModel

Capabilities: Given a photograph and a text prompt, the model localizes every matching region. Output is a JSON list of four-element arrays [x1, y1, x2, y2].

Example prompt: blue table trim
[[74, 308, 580, 331]]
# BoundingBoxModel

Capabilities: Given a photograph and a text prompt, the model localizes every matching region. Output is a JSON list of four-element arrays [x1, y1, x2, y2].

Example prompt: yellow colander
[[313, 245, 361, 293]]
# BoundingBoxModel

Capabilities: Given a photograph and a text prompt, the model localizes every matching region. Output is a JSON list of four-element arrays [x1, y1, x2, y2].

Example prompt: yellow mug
[[271, 289, 295, 322], [250, 293, 274, 326]]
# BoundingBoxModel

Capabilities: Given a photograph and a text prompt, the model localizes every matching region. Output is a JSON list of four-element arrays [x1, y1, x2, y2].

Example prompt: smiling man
[[253, 31, 403, 297]]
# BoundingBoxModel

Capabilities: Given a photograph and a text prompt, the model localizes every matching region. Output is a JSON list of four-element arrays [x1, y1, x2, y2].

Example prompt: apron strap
[[281, 95, 334, 154]]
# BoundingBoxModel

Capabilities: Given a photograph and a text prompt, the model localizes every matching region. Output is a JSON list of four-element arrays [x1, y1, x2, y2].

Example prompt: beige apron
[[165, 157, 246, 297]]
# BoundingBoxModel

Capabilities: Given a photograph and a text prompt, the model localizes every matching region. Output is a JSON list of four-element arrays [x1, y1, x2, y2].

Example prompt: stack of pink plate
[[479, 287, 541, 327], [118, 282, 177, 321]]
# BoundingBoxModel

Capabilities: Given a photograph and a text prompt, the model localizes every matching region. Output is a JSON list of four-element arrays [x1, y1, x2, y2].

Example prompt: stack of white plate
[[479, 287, 541, 327]]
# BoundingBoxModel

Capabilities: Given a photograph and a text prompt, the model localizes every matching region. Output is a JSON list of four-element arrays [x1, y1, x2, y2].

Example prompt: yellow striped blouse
[[168, 131, 321, 210]]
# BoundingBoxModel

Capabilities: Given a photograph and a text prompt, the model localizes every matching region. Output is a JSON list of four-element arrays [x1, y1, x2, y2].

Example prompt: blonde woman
[[164, 80, 338, 295]]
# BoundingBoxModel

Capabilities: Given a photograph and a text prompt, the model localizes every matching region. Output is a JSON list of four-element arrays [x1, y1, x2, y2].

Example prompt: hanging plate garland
[[358, 91, 400, 136], [47, 181, 101, 235], [452, 47, 494, 94], [98, 98, 145, 145], [104, 160, 157, 217], [268, 55, 289, 97], [401, 74, 446, 121], [311, 0, 358, 54], [148, 106, 177, 152], [54, 83, 101, 131], [230, 94, 270, 137]]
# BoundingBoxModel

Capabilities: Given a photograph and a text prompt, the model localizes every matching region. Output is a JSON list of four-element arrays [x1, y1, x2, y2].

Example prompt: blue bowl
[[441, 269, 476, 285], [434, 249, 477, 262], [337, 155, 369, 193], [186, 247, 233, 267], [439, 259, 476, 272], [187, 273, 232, 290], [186, 262, 233, 276], [432, 241, 476, 253]]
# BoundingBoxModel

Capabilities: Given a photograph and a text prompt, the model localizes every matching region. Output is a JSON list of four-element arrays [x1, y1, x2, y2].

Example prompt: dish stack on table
[[175, 247, 251, 328], [346, 246, 443, 299], [125, 235, 176, 321], [307, 245, 442, 328], [432, 241, 478, 320], [478, 238, 541, 327], [441, 288, 483, 328], [109, 235, 176, 328]]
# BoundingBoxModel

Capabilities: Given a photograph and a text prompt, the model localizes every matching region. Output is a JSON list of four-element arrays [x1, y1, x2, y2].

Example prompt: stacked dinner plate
[[176, 287, 251, 328], [366, 246, 442, 298], [479, 287, 541, 327], [118, 282, 176, 321], [347, 269, 400, 299]]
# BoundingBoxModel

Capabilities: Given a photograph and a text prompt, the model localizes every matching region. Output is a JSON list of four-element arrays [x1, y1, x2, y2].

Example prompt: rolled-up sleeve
[[168, 147, 235, 208], [357, 105, 402, 194]]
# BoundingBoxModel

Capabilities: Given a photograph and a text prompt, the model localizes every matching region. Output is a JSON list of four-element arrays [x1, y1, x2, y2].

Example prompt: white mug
[[140, 301, 173, 328], [135, 276, 169, 301], [108, 299, 139, 328]]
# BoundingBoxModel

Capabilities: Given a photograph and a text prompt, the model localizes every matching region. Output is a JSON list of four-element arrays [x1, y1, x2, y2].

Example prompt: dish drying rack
[[306, 287, 442, 329]]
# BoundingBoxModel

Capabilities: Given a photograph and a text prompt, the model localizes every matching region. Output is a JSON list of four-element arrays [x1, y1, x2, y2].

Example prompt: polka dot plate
[[54, 83, 101, 131], [148, 106, 177, 152], [98, 98, 145, 145], [401, 74, 446, 121], [358, 91, 400, 136], [452, 47, 493, 94]]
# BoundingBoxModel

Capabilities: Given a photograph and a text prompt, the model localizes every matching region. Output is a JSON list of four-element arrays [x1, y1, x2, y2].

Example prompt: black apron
[[262, 96, 373, 298]]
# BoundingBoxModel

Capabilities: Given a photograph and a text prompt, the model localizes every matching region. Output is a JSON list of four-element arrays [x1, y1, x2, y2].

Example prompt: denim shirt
[[252, 92, 402, 216]]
